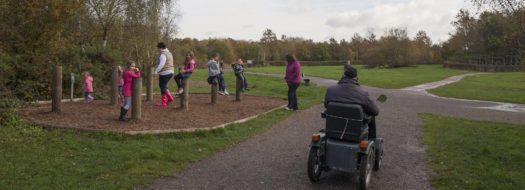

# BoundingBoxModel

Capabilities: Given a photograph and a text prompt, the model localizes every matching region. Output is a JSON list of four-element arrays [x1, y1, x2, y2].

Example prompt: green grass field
[[247, 65, 468, 89], [0, 73, 325, 189], [421, 114, 525, 190], [429, 72, 525, 104]]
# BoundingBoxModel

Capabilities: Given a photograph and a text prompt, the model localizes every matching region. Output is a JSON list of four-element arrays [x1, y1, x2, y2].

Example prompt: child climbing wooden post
[[110, 65, 119, 105], [52, 66, 62, 113], [119, 61, 141, 121], [132, 74, 142, 120], [177, 50, 196, 109], [232, 58, 248, 102], [207, 53, 221, 104]]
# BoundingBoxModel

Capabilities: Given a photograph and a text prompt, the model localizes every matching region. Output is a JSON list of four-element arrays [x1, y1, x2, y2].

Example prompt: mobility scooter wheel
[[374, 139, 383, 171], [307, 147, 322, 182], [358, 148, 375, 190]]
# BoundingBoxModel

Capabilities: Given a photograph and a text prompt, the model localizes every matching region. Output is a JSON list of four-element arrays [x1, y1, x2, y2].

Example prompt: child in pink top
[[83, 72, 94, 103], [174, 51, 196, 95], [119, 61, 141, 121]]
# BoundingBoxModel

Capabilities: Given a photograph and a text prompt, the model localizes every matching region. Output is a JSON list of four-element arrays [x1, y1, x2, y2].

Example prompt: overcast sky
[[177, 0, 471, 43]]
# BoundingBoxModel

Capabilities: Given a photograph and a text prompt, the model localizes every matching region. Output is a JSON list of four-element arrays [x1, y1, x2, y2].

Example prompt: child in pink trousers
[[119, 61, 141, 121], [83, 72, 94, 103]]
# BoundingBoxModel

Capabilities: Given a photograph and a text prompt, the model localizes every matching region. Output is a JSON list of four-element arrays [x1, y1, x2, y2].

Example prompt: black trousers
[[287, 83, 300, 110], [174, 72, 192, 89], [158, 74, 173, 95], [235, 73, 248, 89]]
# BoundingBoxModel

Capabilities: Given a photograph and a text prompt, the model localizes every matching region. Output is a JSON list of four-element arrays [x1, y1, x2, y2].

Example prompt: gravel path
[[146, 74, 525, 190]]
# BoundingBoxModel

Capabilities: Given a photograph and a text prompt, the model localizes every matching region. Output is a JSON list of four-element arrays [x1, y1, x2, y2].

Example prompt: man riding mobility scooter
[[307, 95, 386, 190]]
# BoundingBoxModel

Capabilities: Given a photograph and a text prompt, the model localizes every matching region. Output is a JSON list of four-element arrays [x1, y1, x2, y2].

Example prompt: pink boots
[[156, 90, 174, 107], [156, 95, 167, 106], [166, 90, 174, 104]]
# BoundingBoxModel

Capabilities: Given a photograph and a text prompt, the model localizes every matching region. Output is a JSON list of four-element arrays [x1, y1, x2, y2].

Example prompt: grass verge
[[0, 73, 325, 189], [420, 114, 525, 190], [429, 72, 525, 104], [248, 65, 467, 89]]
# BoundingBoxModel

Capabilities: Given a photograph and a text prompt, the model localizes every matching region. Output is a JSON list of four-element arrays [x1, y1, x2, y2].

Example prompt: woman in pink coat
[[284, 54, 302, 111], [119, 61, 141, 121]]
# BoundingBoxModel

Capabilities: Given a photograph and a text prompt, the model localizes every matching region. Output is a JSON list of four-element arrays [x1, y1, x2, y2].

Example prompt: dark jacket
[[232, 63, 244, 74], [324, 76, 379, 116]]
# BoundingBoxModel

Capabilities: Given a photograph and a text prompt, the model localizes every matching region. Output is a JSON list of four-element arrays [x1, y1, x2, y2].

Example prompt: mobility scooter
[[307, 95, 386, 190]]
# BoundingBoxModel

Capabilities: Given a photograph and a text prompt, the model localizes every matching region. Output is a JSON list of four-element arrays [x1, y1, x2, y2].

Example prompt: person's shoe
[[156, 95, 168, 107], [177, 88, 184, 95], [284, 107, 292, 111], [165, 90, 174, 104], [119, 107, 128, 121], [218, 91, 225, 95], [224, 90, 229, 95]]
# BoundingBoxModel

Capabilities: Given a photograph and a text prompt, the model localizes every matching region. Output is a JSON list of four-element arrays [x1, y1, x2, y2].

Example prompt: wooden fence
[[444, 56, 524, 72]]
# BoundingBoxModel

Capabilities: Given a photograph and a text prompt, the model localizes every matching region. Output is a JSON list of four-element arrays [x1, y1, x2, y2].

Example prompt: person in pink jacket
[[284, 53, 302, 111], [174, 51, 196, 95], [83, 71, 94, 103], [119, 61, 141, 121]]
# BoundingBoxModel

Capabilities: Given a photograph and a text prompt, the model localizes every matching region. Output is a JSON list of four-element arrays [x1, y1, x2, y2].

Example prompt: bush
[[0, 98, 21, 127]]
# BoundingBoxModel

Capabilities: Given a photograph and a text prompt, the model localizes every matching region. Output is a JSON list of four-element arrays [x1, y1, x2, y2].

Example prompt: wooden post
[[180, 78, 189, 110], [146, 66, 154, 101], [110, 66, 119, 105], [70, 73, 75, 102], [132, 76, 142, 120], [235, 76, 241, 102], [211, 83, 218, 104], [52, 66, 62, 113]]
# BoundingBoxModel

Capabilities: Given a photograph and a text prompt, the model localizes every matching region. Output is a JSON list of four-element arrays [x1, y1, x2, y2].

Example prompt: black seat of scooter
[[324, 102, 368, 142]]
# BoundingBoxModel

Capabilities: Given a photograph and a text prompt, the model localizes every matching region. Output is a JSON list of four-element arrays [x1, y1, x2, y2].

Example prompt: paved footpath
[[146, 74, 525, 190]]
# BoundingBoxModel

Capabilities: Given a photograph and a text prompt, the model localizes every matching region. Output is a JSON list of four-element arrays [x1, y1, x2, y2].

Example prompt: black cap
[[344, 64, 358, 78]]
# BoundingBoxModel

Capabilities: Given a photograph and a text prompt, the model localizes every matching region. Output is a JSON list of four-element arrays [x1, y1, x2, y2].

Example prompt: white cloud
[[177, 0, 469, 42], [325, 0, 469, 42]]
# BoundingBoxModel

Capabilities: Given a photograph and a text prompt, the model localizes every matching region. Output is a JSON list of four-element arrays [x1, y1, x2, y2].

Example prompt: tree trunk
[[110, 66, 119, 105], [70, 73, 75, 102], [146, 66, 154, 101], [52, 66, 62, 113], [132, 76, 142, 120]]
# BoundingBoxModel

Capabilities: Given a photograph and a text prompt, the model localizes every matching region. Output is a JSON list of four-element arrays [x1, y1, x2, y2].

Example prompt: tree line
[[168, 28, 440, 68], [443, 0, 525, 61]]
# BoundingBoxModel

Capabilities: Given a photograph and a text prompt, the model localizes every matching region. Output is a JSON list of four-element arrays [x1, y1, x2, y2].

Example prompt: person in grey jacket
[[207, 53, 221, 85], [324, 64, 380, 138]]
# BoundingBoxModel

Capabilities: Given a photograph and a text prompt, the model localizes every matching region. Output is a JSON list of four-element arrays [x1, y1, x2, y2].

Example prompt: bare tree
[[86, 0, 126, 48]]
